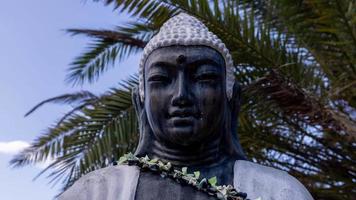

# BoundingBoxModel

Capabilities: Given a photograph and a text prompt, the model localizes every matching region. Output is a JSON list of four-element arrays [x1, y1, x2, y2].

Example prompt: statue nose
[[171, 73, 193, 107]]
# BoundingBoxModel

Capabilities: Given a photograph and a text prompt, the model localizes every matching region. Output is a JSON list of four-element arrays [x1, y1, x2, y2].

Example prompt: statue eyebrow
[[188, 58, 221, 68], [149, 61, 176, 69]]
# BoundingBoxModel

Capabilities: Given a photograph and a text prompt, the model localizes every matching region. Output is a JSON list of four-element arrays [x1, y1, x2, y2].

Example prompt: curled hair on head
[[138, 13, 235, 102]]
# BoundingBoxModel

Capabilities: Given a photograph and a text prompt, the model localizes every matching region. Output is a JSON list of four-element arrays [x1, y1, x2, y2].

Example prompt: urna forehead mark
[[176, 55, 186, 64]]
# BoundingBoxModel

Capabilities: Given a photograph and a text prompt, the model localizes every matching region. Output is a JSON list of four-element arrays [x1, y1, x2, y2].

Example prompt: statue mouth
[[168, 109, 199, 126], [168, 109, 199, 118]]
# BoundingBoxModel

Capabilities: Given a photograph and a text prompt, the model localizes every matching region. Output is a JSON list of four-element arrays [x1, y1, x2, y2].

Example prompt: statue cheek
[[197, 90, 225, 121], [146, 89, 171, 126], [195, 86, 223, 105], [148, 82, 174, 98]]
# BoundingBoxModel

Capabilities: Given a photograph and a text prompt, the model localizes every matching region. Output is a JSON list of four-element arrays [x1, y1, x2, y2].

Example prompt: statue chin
[[167, 129, 196, 145], [149, 116, 220, 148], [153, 126, 203, 147]]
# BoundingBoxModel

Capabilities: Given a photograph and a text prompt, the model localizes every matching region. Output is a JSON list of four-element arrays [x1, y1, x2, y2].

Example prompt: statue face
[[144, 46, 227, 146]]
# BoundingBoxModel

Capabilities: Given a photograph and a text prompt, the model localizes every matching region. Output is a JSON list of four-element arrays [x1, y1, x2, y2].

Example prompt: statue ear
[[132, 86, 154, 157], [229, 81, 241, 115], [226, 80, 246, 160]]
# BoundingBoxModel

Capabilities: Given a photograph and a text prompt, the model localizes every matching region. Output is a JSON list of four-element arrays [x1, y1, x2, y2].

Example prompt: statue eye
[[195, 73, 219, 82], [148, 74, 170, 83]]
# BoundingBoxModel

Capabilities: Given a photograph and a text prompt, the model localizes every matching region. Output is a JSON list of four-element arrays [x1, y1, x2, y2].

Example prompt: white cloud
[[0, 140, 55, 170], [0, 140, 30, 155]]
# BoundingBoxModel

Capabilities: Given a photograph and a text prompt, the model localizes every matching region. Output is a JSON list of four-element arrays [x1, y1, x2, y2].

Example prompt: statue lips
[[168, 109, 199, 127]]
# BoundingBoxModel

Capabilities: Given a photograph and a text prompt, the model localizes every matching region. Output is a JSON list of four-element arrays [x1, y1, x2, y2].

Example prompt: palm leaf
[[24, 91, 98, 117], [11, 76, 139, 190], [66, 28, 148, 85], [250, 0, 356, 106]]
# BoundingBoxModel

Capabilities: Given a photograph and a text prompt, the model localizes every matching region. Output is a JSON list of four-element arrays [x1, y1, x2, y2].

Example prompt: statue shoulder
[[233, 160, 314, 200], [58, 165, 140, 200]]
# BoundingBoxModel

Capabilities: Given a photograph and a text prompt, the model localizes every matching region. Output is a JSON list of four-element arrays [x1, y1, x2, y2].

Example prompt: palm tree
[[11, 1, 355, 199]]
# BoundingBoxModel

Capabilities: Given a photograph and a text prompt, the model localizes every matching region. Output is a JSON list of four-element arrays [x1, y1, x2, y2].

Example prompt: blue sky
[[0, 1, 139, 199]]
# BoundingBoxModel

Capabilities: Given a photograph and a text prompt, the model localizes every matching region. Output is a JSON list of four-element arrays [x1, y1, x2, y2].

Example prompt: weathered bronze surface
[[133, 45, 244, 200]]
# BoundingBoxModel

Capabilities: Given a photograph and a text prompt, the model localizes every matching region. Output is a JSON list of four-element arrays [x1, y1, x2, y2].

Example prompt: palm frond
[[240, 80, 355, 200], [66, 28, 147, 85], [25, 91, 98, 117], [11, 76, 139, 190], [251, 0, 356, 106]]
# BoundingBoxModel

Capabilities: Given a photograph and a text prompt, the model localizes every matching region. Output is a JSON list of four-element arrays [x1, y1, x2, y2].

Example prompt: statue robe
[[58, 160, 314, 200]]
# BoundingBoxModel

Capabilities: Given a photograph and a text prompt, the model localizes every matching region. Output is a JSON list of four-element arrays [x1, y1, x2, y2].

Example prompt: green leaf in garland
[[126, 152, 135, 159], [182, 167, 188, 175], [118, 156, 127, 164], [208, 176, 217, 187], [194, 171, 200, 179], [149, 158, 158, 164]]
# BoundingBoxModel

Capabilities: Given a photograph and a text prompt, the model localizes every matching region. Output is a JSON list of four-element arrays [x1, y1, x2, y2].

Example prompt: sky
[[0, 1, 139, 199]]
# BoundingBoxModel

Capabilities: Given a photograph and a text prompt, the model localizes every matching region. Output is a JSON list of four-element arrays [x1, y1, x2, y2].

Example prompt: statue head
[[133, 13, 245, 161]]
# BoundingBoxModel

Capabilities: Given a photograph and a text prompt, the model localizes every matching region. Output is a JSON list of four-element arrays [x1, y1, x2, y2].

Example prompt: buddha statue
[[59, 13, 313, 200]]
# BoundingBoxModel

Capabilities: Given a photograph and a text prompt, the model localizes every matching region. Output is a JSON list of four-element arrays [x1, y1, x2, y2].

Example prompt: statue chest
[[135, 171, 217, 200], [134, 159, 235, 200]]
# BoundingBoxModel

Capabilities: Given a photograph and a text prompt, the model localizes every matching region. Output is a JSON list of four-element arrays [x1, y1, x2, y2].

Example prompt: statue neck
[[150, 136, 224, 167]]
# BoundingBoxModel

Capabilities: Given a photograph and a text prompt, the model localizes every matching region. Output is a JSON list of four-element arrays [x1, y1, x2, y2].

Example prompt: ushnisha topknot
[[139, 13, 235, 102]]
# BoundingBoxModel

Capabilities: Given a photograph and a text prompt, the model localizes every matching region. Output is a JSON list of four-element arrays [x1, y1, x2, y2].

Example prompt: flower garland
[[118, 153, 257, 200]]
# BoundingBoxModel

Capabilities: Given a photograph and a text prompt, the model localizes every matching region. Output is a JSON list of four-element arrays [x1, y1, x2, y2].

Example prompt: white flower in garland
[[118, 153, 263, 200]]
